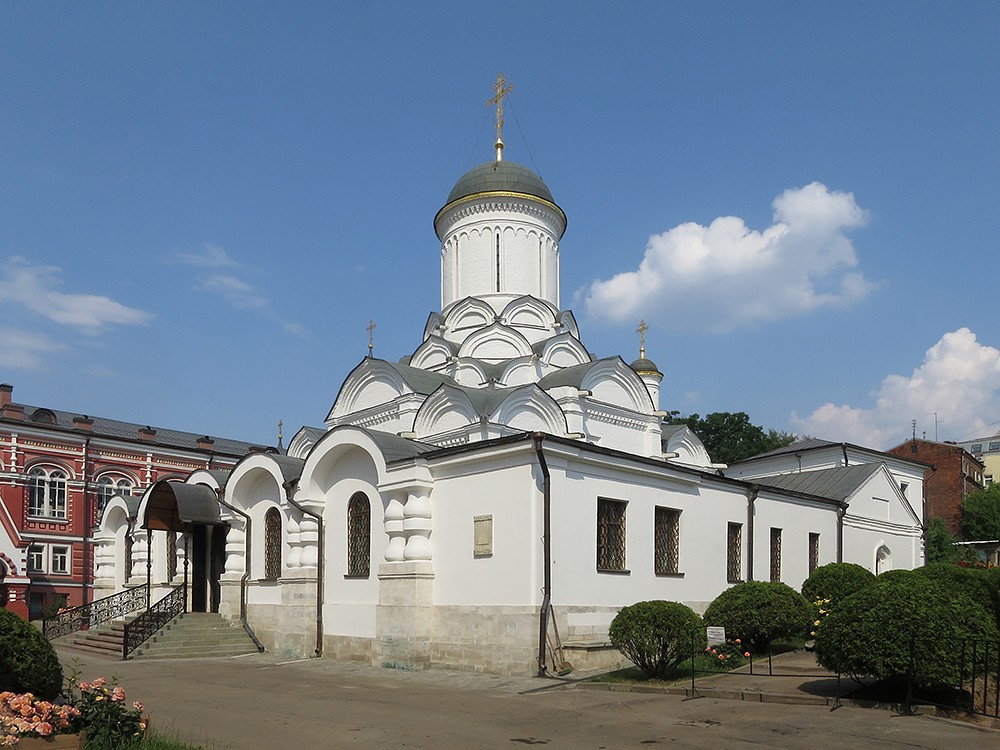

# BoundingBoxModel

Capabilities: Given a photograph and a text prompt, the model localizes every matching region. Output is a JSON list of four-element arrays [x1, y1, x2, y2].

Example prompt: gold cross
[[486, 72, 514, 160], [367, 319, 376, 357], [636, 320, 649, 358]]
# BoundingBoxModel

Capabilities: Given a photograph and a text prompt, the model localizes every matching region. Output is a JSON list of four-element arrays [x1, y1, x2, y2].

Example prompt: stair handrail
[[43, 583, 151, 640], [121, 582, 187, 659]]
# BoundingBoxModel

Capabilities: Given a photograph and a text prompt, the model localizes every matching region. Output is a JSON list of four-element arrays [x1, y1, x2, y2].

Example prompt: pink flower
[[91, 677, 107, 689], [133, 701, 144, 712], [744, 652, 750, 657], [34, 721, 53, 736], [111, 687, 126, 702]]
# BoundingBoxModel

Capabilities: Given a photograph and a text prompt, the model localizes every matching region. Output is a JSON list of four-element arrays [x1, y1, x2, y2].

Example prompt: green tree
[[961, 483, 1000, 541], [668, 411, 796, 465], [924, 517, 961, 563]]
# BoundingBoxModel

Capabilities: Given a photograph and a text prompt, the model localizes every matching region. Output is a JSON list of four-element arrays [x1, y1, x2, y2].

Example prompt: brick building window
[[726, 523, 742, 583], [809, 533, 820, 575], [654, 507, 680, 575], [96, 475, 134, 515], [27, 467, 67, 519], [51, 546, 69, 575], [264, 507, 282, 580], [27, 545, 44, 573], [597, 498, 627, 572], [770, 528, 782, 582], [346, 492, 370, 578]]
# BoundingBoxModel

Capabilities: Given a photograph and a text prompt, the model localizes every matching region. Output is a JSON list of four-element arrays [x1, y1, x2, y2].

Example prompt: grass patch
[[85, 731, 208, 750], [590, 652, 752, 685]]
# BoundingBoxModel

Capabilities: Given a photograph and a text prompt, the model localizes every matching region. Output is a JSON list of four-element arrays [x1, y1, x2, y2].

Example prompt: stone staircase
[[59, 618, 130, 659], [130, 612, 262, 660], [57, 613, 262, 660]]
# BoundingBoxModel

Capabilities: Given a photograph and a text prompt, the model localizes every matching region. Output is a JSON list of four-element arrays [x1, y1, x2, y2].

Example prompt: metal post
[[183, 532, 190, 614], [982, 642, 990, 716], [145, 530, 152, 611]]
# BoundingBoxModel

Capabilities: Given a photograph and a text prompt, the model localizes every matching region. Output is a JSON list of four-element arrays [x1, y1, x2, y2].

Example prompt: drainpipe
[[283, 479, 324, 657], [82, 435, 92, 606], [215, 490, 264, 652], [841, 443, 849, 468], [746, 486, 758, 582], [836, 503, 846, 563], [532, 433, 551, 676]]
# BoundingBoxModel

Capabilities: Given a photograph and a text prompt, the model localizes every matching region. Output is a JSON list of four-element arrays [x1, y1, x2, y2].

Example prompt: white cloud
[[176, 243, 239, 269], [791, 328, 1000, 448], [197, 274, 267, 309], [0, 327, 63, 370], [583, 182, 874, 332], [0, 257, 150, 334]]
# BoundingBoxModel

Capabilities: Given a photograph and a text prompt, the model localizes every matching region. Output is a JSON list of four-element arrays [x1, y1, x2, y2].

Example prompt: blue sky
[[1, 2, 998, 451]]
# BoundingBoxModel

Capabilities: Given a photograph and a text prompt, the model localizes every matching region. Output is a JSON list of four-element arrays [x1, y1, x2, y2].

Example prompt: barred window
[[597, 498, 627, 572], [808, 532, 820, 575], [770, 527, 782, 582], [726, 522, 743, 583], [654, 507, 680, 575], [166, 531, 177, 580], [346, 492, 370, 578], [264, 507, 282, 580]]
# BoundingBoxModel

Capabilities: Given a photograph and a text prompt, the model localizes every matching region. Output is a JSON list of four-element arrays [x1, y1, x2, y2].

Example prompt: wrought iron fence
[[122, 583, 186, 659], [43, 584, 150, 640], [960, 639, 1000, 718]]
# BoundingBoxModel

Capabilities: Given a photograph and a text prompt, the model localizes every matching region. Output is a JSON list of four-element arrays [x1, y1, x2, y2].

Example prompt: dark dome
[[445, 160, 556, 205], [630, 357, 662, 376]]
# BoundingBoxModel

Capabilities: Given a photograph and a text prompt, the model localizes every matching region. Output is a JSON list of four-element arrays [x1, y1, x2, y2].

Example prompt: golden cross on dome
[[367, 319, 377, 357], [636, 320, 649, 358], [486, 72, 514, 161]]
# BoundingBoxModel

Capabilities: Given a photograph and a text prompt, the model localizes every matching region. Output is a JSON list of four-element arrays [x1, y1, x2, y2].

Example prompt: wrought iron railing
[[43, 584, 150, 640], [122, 583, 186, 659]]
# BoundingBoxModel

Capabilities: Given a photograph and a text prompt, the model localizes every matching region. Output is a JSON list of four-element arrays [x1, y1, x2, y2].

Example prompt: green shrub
[[609, 601, 704, 679], [0, 608, 63, 699], [801, 562, 875, 604], [814, 570, 998, 687], [702, 581, 811, 652]]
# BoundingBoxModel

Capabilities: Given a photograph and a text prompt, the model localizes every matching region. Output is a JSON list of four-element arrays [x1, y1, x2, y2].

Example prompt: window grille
[[654, 507, 680, 574], [347, 493, 370, 578], [264, 507, 282, 580], [770, 527, 782, 582], [166, 531, 177, 580], [727, 522, 742, 583], [808, 532, 820, 575], [597, 499, 627, 571]]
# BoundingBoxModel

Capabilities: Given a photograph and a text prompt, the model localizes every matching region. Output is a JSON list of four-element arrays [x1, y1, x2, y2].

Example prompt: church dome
[[630, 357, 662, 377], [443, 160, 557, 206]]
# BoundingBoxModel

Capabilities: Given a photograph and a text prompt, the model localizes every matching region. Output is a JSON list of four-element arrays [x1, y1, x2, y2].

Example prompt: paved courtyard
[[58, 647, 997, 749]]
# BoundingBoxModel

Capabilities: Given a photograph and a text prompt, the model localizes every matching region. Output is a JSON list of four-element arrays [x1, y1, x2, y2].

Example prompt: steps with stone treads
[[58, 619, 131, 659], [129, 612, 261, 660]]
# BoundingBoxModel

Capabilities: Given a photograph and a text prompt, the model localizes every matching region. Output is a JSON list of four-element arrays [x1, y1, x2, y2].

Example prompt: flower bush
[[71, 677, 147, 748], [808, 597, 832, 639], [0, 691, 80, 746], [704, 638, 751, 666], [0, 676, 146, 747]]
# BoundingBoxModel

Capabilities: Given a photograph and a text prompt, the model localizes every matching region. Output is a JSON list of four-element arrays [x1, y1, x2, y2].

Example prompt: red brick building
[[887, 438, 985, 536], [0, 384, 268, 620]]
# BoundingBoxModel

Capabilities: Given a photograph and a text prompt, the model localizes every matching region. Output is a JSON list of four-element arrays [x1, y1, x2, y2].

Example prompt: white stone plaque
[[706, 626, 726, 645]]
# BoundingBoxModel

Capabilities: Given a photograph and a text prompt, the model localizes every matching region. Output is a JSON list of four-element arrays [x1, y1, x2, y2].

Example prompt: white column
[[402, 491, 432, 561], [384, 492, 406, 562]]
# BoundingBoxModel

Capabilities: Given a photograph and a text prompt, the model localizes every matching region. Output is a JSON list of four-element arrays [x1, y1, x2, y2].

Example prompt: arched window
[[875, 545, 892, 574], [97, 475, 134, 514], [264, 507, 282, 580], [346, 492, 370, 578], [27, 467, 67, 519]]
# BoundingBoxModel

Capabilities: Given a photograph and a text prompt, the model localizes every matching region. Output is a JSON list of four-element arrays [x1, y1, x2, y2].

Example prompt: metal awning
[[144, 480, 227, 532]]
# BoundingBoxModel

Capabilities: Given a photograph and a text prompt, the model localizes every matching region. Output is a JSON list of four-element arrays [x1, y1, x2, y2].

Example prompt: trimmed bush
[[0, 608, 64, 699], [814, 569, 998, 687], [609, 600, 705, 679], [702, 581, 811, 652], [801, 562, 875, 604], [916, 562, 1000, 630]]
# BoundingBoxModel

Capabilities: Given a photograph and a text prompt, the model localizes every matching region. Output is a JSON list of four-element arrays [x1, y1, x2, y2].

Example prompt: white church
[[94, 80, 924, 675]]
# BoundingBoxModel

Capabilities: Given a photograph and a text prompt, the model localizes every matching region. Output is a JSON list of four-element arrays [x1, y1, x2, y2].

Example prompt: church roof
[[629, 356, 661, 376], [444, 160, 556, 205], [749, 463, 882, 502]]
